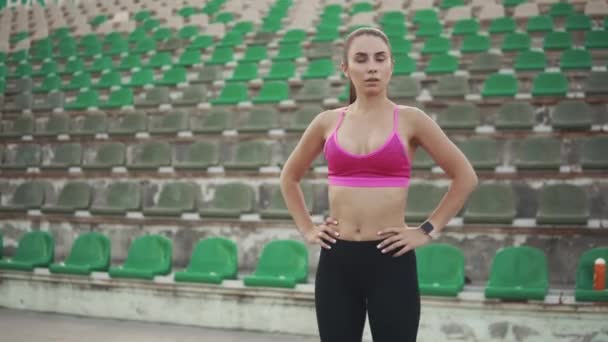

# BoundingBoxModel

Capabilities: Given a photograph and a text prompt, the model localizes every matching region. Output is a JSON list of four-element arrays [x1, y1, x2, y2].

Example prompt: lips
[[365, 78, 380, 82]]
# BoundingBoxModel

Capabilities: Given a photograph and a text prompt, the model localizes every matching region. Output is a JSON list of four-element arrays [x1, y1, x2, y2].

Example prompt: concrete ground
[[0, 308, 319, 342]]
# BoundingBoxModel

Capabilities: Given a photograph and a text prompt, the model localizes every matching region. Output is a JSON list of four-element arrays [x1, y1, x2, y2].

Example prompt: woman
[[279, 27, 478, 341]]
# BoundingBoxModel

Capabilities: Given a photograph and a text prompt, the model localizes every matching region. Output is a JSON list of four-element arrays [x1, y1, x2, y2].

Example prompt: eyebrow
[[354, 51, 387, 56]]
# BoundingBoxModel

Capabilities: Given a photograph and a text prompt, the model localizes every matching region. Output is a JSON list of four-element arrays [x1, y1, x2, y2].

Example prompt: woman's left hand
[[376, 225, 432, 257]]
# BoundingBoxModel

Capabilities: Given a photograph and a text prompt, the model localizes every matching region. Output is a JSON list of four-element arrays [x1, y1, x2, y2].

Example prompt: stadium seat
[[280, 29, 307, 44], [416, 243, 465, 296], [109, 112, 148, 135], [174, 141, 219, 169], [2, 144, 42, 169], [5, 78, 32, 96], [481, 73, 518, 97], [92, 72, 121, 90], [526, 15, 553, 33], [252, 81, 289, 103], [0, 115, 34, 138], [464, 183, 516, 224], [536, 184, 589, 225], [416, 21, 443, 38], [241, 45, 268, 63], [389, 76, 420, 98], [243, 240, 308, 288], [532, 72, 568, 97], [583, 72, 608, 96], [42, 143, 82, 169], [575, 247, 608, 302], [393, 54, 416, 75], [265, 60, 296, 80], [36, 114, 70, 136], [501, 33, 531, 52], [41, 181, 92, 213], [461, 34, 490, 53], [177, 49, 202, 67], [32, 61, 57, 77], [581, 136, 608, 170], [99, 88, 133, 109], [82, 142, 126, 170], [199, 183, 255, 218], [238, 108, 279, 132], [430, 75, 469, 98], [514, 51, 547, 71], [228, 62, 259, 82], [146, 52, 173, 69], [87, 56, 114, 73], [62, 73, 91, 92], [128, 141, 172, 169], [155, 67, 187, 86], [223, 140, 272, 170], [188, 35, 215, 50], [178, 25, 199, 40], [559, 49, 592, 71], [190, 110, 232, 133], [60, 58, 85, 75], [515, 136, 561, 170], [117, 54, 142, 71], [302, 58, 335, 79], [49, 232, 111, 275], [406, 183, 446, 222], [134, 87, 170, 107], [8, 63, 32, 79], [584, 30, 608, 49], [294, 79, 332, 102], [565, 14, 592, 31], [90, 181, 141, 215], [193, 65, 223, 84], [436, 103, 481, 130], [72, 113, 108, 136], [469, 53, 501, 74], [211, 83, 249, 105], [458, 137, 500, 170], [149, 111, 189, 134], [452, 18, 479, 36], [495, 102, 535, 130], [207, 47, 234, 65], [260, 183, 314, 219], [0, 231, 54, 271], [425, 53, 458, 74], [552, 101, 593, 130], [64, 90, 99, 111], [286, 106, 322, 132], [543, 31, 572, 51], [4, 92, 32, 112], [422, 37, 451, 55], [125, 69, 155, 88], [33, 75, 62, 93], [174, 237, 238, 284], [0, 181, 47, 212], [485, 246, 548, 300], [172, 85, 208, 107], [274, 43, 303, 61], [108, 235, 172, 280], [143, 182, 197, 216]]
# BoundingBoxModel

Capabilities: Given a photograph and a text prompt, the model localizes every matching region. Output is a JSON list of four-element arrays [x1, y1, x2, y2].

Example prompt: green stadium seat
[[57, 41, 78, 59], [1, 115, 34, 138], [93, 71, 122, 90], [550, 2, 574, 17], [430, 75, 469, 98], [532, 72, 568, 97], [265, 60, 296, 80], [416, 21, 443, 38], [238, 108, 279, 132], [514, 51, 547, 71], [228, 62, 259, 82], [302, 58, 335, 79], [211, 83, 249, 105], [129, 141, 172, 169], [389, 76, 421, 98], [481, 73, 518, 97], [413, 9, 439, 24], [458, 137, 500, 170], [134, 10, 151, 21], [252, 81, 289, 104], [583, 72, 608, 96], [274, 43, 303, 61], [143, 182, 197, 216], [153, 28, 173, 42], [495, 102, 535, 130], [469, 53, 501, 73], [41, 181, 92, 213], [2, 144, 42, 169], [312, 26, 340, 43], [0, 231, 54, 271], [230, 21, 254, 35], [188, 35, 215, 50], [489, 17, 516, 34], [416, 244, 465, 297], [42, 143, 82, 169], [128, 27, 147, 43], [125, 68, 155, 88], [32, 61, 57, 78], [515, 136, 561, 170], [143, 18, 161, 32], [146, 52, 173, 69], [436, 103, 480, 130], [177, 49, 202, 67], [117, 54, 142, 71], [178, 25, 199, 40], [243, 240, 308, 288], [566, 14, 592, 31], [174, 141, 219, 169], [87, 56, 114, 73], [406, 183, 446, 222], [178, 6, 197, 18], [8, 64, 32, 79], [280, 29, 307, 44], [425, 53, 458, 74], [388, 36, 412, 55], [215, 11, 235, 24], [0, 181, 46, 211], [82, 142, 126, 170], [485, 246, 548, 300], [90, 181, 141, 214], [60, 58, 85, 75], [584, 31, 608, 49], [543, 32, 572, 51], [62, 73, 92, 92], [452, 18, 479, 36], [223, 140, 272, 170], [464, 183, 515, 223], [560, 49, 592, 70], [33, 75, 62, 93], [155, 67, 187, 87], [99, 88, 133, 109], [71, 113, 108, 136], [199, 183, 254, 218], [190, 110, 232, 133], [537, 184, 589, 225], [108, 112, 148, 135], [422, 37, 451, 55], [575, 247, 608, 302], [49, 232, 110, 275], [526, 15, 553, 33], [174, 237, 238, 284], [149, 111, 189, 134], [36, 114, 70, 136], [581, 136, 608, 170], [461, 34, 490, 53], [207, 47, 234, 65], [552, 100, 592, 130], [108, 235, 172, 280], [251, 32, 275, 45], [241, 45, 268, 62], [501, 33, 531, 52], [394, 55, 417, 75]]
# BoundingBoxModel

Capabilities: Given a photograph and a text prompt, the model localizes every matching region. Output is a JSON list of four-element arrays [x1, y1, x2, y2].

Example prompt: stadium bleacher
[[0, 0, 607, 339]]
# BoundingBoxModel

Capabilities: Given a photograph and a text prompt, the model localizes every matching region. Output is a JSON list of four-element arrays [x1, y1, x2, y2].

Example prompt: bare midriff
[[327, 186, 409, 241]]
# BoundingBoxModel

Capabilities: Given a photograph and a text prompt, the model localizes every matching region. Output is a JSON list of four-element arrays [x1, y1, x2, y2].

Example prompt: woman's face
[[342, 34, 393, 99]]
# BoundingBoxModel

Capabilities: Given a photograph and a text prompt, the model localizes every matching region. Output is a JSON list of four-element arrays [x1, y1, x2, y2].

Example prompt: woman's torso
[[323, 104, 418, 241]]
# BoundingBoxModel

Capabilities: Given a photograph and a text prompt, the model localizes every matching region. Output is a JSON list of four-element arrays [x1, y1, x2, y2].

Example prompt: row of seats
[[0, 181, 597, 224], [0, 230, 606, 301], [0, 134, 606, 171], [1, 99, 605, 133], [2, 71, 607, 112]]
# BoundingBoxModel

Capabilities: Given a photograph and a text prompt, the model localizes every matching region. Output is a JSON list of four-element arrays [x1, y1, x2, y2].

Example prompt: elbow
[[279, 168, 300, 186]]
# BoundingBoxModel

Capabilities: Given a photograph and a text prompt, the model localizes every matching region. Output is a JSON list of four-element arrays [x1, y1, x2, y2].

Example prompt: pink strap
[[393, 106, 398, 133]]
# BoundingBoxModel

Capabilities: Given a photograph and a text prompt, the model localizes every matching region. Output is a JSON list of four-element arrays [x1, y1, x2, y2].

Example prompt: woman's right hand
[[303, 216, 340, 249]]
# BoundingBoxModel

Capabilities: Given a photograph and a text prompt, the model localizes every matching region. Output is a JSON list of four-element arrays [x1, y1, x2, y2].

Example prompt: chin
[[362, 88, 384, 97]]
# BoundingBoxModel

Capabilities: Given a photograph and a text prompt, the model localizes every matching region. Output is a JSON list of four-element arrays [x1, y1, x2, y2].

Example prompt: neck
[[350, 93, 390, 115]]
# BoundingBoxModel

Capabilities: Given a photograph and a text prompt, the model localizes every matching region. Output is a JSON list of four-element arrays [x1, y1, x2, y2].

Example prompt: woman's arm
[[279, 111, 330, 237], [409, 107, 479, 233]]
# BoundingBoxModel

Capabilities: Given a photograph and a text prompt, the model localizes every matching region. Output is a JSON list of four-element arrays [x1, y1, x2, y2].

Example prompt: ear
[[340, 61, 349, 79]]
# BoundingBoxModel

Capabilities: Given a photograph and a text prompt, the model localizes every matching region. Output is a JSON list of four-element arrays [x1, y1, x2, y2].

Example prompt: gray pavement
[[0, 308, 319, 342]]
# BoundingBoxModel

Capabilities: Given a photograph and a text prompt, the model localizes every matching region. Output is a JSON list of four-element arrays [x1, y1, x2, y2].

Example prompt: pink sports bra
[[323, 106, 412, 187]]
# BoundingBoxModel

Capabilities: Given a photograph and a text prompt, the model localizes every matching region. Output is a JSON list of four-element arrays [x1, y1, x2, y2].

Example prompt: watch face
[[421, 221, 434, 234]]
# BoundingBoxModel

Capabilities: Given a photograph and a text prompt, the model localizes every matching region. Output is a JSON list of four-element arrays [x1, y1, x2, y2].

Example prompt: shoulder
[[307, 107, 344, 135], [395, 104, 431, 133]]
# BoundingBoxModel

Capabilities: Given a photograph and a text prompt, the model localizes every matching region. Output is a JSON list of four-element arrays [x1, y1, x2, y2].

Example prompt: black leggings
[[315, 238, 421, 342]]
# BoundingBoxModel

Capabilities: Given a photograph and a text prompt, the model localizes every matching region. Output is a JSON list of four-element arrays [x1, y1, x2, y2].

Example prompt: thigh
[[315, 248, 367, 342], [367, 250, 421, 342]]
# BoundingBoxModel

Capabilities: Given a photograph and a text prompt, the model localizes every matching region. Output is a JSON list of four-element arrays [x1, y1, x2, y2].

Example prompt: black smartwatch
[[420, 220, 439, 240]]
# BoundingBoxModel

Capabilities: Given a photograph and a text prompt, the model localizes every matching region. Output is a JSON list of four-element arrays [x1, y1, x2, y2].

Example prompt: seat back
[[13, 231, 54, 265], [123, 235, 172, 273], [65, 232, 110, 269], [254, 240, 308, 282], [487, 246, 548, 288], [416, 243, 465, 285], [187, 237, 238, 278]]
